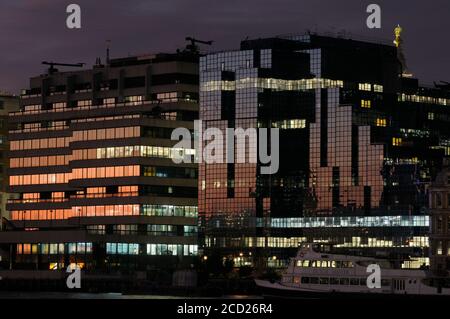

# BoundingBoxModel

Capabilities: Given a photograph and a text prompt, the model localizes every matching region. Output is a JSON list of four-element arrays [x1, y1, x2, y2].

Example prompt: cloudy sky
[[0, 0, 449, 94]]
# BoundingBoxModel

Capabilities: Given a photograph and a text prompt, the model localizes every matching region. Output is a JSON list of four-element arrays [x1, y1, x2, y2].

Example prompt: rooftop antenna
[[42, 61, 85, 74], [106, 40, 111, 65]]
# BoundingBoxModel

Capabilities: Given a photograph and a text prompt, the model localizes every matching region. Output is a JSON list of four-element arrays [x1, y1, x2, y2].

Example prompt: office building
[[429, 159, 450, 278], [199, 33, 450, 268], [0, 93, 19, 230], [0, 51, 199, 272]]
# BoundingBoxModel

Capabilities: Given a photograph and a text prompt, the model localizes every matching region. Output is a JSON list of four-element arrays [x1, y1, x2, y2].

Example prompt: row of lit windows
[[10, 155, 70, 168], [16, 242, 92, 255], [72, 126, 140, 142], [11, 209, 75, 220], [375, 118, 387, 127], [143, 166, 197, 179], [11, 205, 140, 220], [11, 204, 198, 221], [284, 276, 390, 287], [266, 216, 429, 228], [19, 192, 65, 202], [358, 83, 371, 91], [156, 92, 178, 102], [104, 243, 198, 256], [11, 116, 141, 134], [142, 204, 198, 217], [16, 121, 68, 133], [106, 243, 139, 255], [17, 95, 194, 117], [84, 185, 138, 196], [205, 236, 429, 248], [147, 244, 198, 256], [358, 83, 383, 93], [333, 237, 429, 248], [296, 260, 354, 268], [15, 98, 101, 114], [24, 102, 66, 111], [106, 224, 196, 236], [10, 173, 71, 186], [72, 165, 140, 180], [14, 188, 140, 204], [124, 95, 143, 105], [10, 137, 70, 150], [22, 104, 40, 112], [72, 114, 140, 124], [399, 128, 431, 138], [201, 77, 344, 92], [399, 93, 449, 106], [384, 157, 419, 165], [73, 204, 140, 217], [272, 119, 306, 129], [72, 146, 195, 161], [76, 100, 92, 107], [11, 204, 140, 220]]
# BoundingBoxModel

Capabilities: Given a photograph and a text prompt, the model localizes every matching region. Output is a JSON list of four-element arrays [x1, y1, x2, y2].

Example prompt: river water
[[0, 292, 261, 299]]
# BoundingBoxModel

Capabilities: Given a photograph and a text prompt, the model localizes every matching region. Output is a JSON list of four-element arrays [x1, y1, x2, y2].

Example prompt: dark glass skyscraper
[[199, 34, 450, 268]]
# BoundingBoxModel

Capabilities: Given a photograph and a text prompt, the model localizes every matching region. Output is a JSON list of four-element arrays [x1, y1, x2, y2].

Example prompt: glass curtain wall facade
[[199, 34, 450, 268], [0, 52, 200, 272]]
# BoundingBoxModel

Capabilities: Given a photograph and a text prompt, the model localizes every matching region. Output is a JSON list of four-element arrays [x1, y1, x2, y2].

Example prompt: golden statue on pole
[[394, 24, 412, 77], [393, 24, 402, 47]]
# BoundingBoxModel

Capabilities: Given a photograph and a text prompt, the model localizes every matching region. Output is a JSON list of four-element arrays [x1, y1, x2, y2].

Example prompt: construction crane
[[42, 61, 85, 74], [185, 37, 213, 53]]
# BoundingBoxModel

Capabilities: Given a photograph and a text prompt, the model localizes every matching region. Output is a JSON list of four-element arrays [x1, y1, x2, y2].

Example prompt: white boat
[[255, 243, 450, 298]]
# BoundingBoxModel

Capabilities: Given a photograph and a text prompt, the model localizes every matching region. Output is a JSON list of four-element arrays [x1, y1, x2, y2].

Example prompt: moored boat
[[255, 243, 450, 298]]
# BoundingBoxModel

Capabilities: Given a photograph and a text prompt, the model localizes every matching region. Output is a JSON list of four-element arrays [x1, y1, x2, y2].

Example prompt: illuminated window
[[273, 119, 306, 129], [392, 137, 402, 146], [124, 95, 143, 105], [358, 83, 371, 91], [361, 99, 371, 108], [428, 112, 434, 120], [373, 84, 383, 93], [375, 118, 387, 127]]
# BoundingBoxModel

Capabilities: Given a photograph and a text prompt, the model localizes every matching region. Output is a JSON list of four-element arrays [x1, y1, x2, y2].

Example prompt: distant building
[[0, 93, 19, 230], [0, 51, 199, 273], [199, 33, 450, 268], [429, 159, 450, 277]]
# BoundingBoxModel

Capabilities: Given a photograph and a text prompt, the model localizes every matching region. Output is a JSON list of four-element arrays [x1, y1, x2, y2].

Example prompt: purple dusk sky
[[0, 0, 449, 94]]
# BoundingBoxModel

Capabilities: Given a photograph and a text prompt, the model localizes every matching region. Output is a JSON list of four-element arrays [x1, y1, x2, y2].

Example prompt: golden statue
[[393, 24, 402, 47], [393, 24, 411, 76]]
